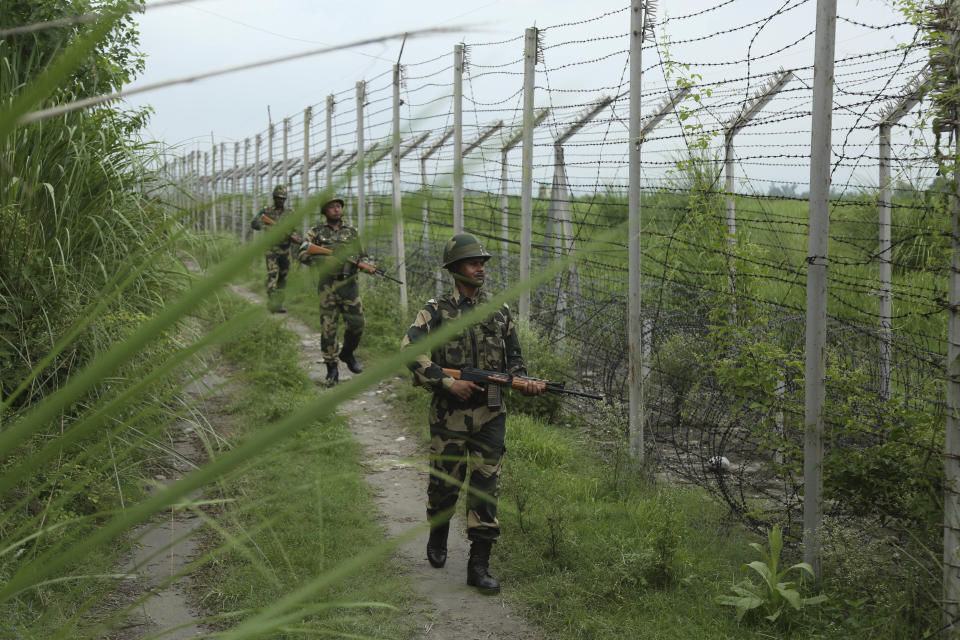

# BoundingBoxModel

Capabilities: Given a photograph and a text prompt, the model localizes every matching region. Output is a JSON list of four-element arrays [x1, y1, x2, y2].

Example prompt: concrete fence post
[[804, 0, 838, 581], [356, 81, 366, 235], [519, 27, 537, 323], [453, 43, 465, 233]]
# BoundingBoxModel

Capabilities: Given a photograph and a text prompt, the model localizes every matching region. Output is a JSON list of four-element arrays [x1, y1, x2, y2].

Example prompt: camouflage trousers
[[265, 252, 290, 311], [426, 395, 506, 542], [265, 252, 290, 293], [318, 277, 364, 363]]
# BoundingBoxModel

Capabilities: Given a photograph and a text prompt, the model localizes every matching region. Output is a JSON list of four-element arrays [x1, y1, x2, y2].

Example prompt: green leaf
[[745, 560, 775, 586], [776, 584, 803, 610]]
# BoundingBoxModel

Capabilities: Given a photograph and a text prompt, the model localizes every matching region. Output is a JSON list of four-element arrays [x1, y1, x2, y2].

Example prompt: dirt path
[[117, 284, 541, 639], [113, 372, 226, 639], [231, 285, 541, 639]]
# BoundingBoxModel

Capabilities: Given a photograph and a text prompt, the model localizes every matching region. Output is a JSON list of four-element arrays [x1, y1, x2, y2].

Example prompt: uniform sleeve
[[297, 227, 317, 263], [502, 304, 527, 377], [250, 207, 264, 231], [350, 230, 370, 264], [401, 302, 455, 392]]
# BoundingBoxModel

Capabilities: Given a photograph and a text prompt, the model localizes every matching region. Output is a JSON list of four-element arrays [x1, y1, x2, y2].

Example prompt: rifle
[[259, 214, 302, 245], [415, 365, 603, 409], [305, 243, 403, 284]]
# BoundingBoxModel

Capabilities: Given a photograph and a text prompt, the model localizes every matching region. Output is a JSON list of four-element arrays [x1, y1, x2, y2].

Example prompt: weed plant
[[0, 5, 193, 635]]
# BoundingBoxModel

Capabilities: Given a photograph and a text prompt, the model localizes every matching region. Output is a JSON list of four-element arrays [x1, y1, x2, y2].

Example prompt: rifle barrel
[[545, 383, 603, 400]]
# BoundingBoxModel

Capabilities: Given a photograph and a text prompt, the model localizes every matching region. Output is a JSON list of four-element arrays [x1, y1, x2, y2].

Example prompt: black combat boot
[[338, 332, 363, 374], [267, 291, 287, 313], [426, 522, 449, 568], [325, 362, 339, 387], [466, 539, 500, 594]]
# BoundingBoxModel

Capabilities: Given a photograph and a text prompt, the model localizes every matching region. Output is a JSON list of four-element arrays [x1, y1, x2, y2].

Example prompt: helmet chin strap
[[452, 271, 484, 288]]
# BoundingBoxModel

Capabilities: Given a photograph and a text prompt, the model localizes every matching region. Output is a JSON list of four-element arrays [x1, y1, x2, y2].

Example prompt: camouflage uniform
[[250, 188, 294, 312], [298, 221, 367, 364], [401, 290, 526, 542]]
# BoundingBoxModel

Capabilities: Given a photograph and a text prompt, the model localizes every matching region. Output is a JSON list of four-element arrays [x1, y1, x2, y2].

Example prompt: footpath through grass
[[187, 286, 418, 638], [211, 234, 934, 639]]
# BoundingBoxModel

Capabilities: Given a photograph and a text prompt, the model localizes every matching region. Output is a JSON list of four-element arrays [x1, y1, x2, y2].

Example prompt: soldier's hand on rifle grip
[[362, 263, 377, 275], [517, 379, 546, 396], [449, 379, 482, 401]]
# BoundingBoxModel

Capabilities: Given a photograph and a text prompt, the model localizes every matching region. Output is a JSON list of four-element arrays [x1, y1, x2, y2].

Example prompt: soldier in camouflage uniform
[[250, 185, 299, 313], [401, 233, 544, 594], [298, 196, 375, 387]]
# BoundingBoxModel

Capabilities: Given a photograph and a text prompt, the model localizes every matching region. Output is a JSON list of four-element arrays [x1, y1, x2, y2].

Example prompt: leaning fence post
[[420, 127, 453, 264], [551, 96, 613, 333], [723, 69, 793, 321], [875, 68, 928, 400], [499, 109, 548, 286]]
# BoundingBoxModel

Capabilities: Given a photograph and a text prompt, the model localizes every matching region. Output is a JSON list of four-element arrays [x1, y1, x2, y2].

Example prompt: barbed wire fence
[[161, 0, 959, 622]]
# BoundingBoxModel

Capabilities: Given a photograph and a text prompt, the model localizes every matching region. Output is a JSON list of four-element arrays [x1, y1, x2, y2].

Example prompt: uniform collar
[[452, 288, 485, 308]]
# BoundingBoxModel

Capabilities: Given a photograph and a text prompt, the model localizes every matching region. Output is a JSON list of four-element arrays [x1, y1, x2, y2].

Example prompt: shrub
[[511, 320, 572, 421]]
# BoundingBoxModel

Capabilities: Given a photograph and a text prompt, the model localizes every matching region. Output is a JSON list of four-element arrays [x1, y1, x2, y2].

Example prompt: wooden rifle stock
[[259, 214, 301, 244], [414, 366, 603, 399], [305, 243, 402, 284]]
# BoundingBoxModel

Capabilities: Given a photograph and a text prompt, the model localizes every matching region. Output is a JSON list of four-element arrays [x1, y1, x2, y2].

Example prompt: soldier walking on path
[[250, 185, 299, 313], [298, 196, 374, 387], [401, 233, 544, 594]]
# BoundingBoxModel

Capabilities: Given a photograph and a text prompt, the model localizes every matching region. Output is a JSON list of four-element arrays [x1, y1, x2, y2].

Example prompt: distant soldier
[[298, 196, 374, 387], [401, 233, 544, 594], [250, 185, 299, 313]]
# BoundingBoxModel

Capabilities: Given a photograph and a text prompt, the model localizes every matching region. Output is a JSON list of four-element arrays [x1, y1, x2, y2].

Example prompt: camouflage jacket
[[401, 289, 526, 394], [297, 222, 367, 281], [250, 204, 295, 255]]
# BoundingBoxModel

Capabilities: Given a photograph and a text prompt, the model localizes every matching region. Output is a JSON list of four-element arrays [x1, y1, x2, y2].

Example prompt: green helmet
[[442, 233, 491, 268], [321, 196, 346, 215], [272, 185, 288, 198]]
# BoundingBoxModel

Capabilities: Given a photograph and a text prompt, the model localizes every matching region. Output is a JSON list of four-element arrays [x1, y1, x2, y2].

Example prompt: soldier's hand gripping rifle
[[416, 366, 603, 409], [446, 367, 603, 398], [305, 242, 404, 284], [259, 214, 303, 245]]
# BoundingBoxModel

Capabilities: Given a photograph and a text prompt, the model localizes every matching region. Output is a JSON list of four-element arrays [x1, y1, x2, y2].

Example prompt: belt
[[334, 273, 350, 281]]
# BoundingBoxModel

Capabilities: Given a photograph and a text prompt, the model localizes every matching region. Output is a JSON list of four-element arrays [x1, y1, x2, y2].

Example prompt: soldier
[[298, 196, 374, 387], [250, 184, 298, 313], [401, 233, 544, 594]]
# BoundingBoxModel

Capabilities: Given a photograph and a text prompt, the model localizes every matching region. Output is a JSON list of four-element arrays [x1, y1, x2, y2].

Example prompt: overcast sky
[[128, 1, 924, 191], [130, 0, 618, 149]]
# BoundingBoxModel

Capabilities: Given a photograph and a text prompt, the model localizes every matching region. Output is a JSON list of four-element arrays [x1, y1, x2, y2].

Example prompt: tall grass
[[1, 8, 621, 638]]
